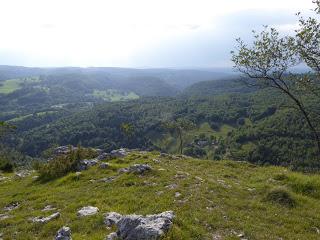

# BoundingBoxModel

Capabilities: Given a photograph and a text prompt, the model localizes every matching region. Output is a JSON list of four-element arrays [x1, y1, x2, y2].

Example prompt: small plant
[[264, 187, 296, 208]]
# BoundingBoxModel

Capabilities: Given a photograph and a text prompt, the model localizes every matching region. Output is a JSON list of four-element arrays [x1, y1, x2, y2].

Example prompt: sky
[[0, 0, 315, 68]]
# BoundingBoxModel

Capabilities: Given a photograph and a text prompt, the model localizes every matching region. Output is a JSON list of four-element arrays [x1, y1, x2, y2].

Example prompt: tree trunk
[[178, 130, 183, 155], [283, 88, 320, 154]]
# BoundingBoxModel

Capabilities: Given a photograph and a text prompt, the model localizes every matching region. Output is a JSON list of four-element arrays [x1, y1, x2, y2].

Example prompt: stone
[[42, 205, 56, 211], [15, 170, 31, 178], [104, 211, 175, 240], [76, 159, 99, 171], [77, 206, 99, 217], [175, 192, 182, 198], [119, 164, 152, 175], [104, 212, 123, 226], [31, 212, 60, 223], [53, 146, 77, 155], [100, 176, 117, 183], [110, 148, 128, 158], [55, 226, 72, 240], [106, 232, 118, 240], [100, 162, 109, 169], [165, 183, 178, 189], [4, 202, 19, 211], [0, 214, 10, 220], [97, 152, 110, 160]]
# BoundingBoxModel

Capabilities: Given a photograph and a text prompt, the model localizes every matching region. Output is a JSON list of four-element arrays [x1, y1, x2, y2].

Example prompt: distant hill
[[182, 78, 256, 97]]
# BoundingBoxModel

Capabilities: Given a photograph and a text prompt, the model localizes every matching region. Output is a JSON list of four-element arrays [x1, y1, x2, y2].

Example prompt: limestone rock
[[31, 212, 60, 223], [55, 226, 72, 240], [77, 206, 99, 217], [106, 232, 118, 240], [4, 202, 19, 211], [110, 148, 128, 158], [42, 205, 56, 211], [104, 212, 123, 226], [100, 162, 109, 169], [76, 159, 99, 171], [119, 164, 152, 174], [104, 211, 175, 240]]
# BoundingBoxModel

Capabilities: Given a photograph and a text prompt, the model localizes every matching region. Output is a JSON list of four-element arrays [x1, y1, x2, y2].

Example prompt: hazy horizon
[[0, 0, 315, 68]]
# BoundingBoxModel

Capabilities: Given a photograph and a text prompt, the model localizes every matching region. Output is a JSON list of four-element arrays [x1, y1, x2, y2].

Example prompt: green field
[[1, 151, 320, 239], [93, 89, 139, 102], [0, 77, 40, 94]]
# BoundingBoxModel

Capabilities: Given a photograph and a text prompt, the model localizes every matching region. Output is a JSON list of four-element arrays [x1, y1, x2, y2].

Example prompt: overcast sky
[[0, 0, 315, 68]]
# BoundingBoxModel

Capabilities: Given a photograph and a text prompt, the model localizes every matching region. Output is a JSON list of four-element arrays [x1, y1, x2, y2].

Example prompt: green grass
[[0, 77, 40, 94], [1, 152, 320, 239], [92, 89, 139, 102]]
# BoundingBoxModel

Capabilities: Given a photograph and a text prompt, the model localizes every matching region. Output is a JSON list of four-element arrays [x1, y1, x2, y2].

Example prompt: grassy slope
[[0, 77, 40, 94], [1, 152, 320, 239]]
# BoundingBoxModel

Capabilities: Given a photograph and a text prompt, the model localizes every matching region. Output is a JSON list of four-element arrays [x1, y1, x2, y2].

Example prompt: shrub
[[37, 146, 89, 181], [264, 187, 296, 208], [0, 159, 14, 172]]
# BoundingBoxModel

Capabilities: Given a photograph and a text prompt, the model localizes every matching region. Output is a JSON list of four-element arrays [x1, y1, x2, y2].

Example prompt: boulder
[[31, 212, 60, 223], [76, 159, 99, 171], [119, 164, 152, 174], [97, 153, 110, 160], [77, 206, 99, 217], [100, 162, 109, 169], [55, 226, 72, 240], [104, 211, 175, 240], [110, 148, 128, 158]]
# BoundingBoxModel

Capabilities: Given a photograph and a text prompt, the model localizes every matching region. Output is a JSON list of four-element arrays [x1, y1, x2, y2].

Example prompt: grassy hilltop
[[1, 151, 320, 239]]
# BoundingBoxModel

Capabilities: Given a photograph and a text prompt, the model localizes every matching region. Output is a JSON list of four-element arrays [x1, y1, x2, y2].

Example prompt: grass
[[1, 152, 320, 239], [0, 77, 40, 94], [92, 89, 139, 102]]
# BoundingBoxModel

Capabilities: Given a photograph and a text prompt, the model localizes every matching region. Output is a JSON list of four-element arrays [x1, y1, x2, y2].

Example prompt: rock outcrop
[[55, 226, 72, 240], [119, 164, 152, 174], [76, 159, 99, 171], [104, 211, 175, 240], [110, 148, 128, 158]]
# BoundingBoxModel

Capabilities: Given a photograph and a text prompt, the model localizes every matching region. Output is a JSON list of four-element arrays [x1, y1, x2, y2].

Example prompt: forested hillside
[[2, 75, 319, 170]]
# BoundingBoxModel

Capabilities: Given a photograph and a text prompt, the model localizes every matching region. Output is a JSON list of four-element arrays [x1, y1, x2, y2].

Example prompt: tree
[[120, 123, 134, 146], [163, 118, 195, 154], [231, 1, 320, 154]]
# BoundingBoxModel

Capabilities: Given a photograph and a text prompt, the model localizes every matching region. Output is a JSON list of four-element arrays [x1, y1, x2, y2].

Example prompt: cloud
[[0, 0, 315, 67]]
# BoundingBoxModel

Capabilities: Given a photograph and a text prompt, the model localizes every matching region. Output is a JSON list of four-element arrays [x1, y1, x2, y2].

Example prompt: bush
[[264, 187, 296, 208], [0, 159, 14, 172], [37, 146, 89, 181]]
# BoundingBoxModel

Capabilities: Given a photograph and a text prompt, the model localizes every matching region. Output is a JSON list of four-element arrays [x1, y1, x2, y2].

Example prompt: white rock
[[104, 211, 175, 240], [31, 212, 60, 223], [106, 232, 118, 240], [77, 206, 99, 217]]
